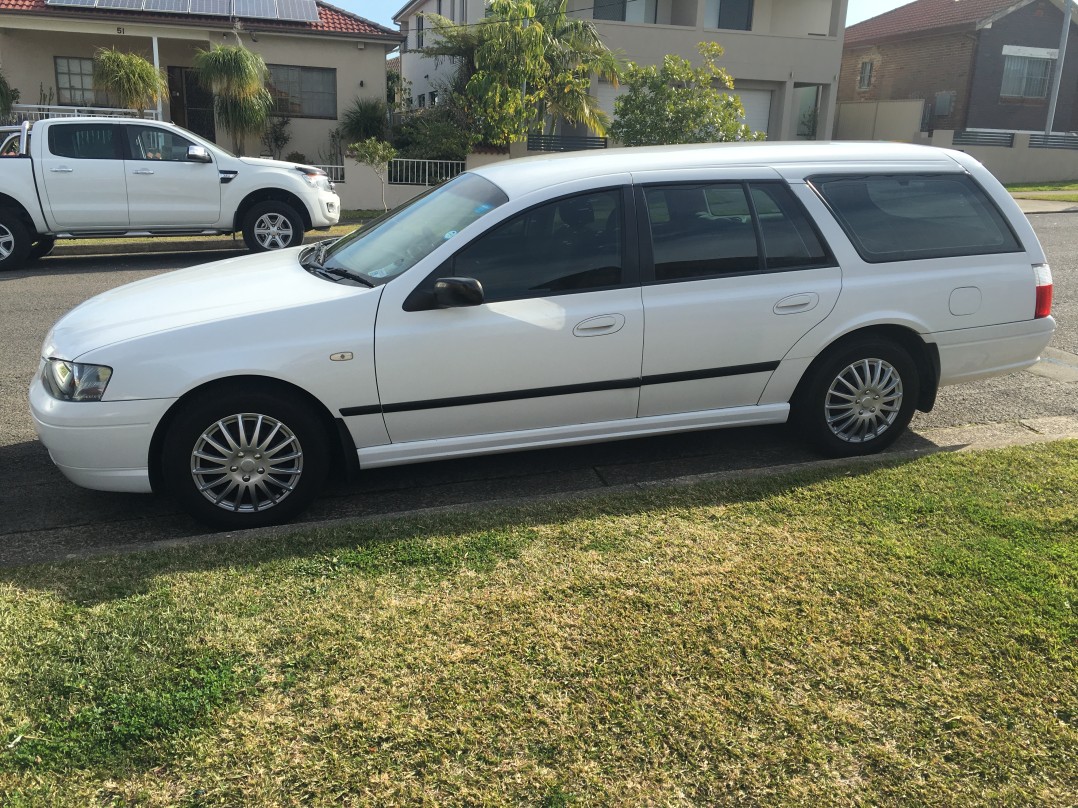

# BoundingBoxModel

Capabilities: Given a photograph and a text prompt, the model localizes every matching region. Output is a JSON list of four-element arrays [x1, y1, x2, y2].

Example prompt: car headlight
[[41, 358, 112, 401], [298, 167, 333, 192]]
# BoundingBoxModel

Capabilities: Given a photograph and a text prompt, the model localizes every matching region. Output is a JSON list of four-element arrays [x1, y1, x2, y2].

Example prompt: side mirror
[[433, 276, 484, 308], [187, 145, 212, 163]]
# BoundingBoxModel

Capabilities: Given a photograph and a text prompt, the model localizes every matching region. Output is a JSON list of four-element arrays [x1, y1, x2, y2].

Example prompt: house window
[[429, 90, 438, 106], [858, 60, 873, 90], [1001, 54, 1052, 98], [594, 0, 626, 21], [417, 93, 426, 108], [55, 56, 110, 107], [267, 65, 337, 119], [416, 14, 425, 48], [717, 0, 753, 30]]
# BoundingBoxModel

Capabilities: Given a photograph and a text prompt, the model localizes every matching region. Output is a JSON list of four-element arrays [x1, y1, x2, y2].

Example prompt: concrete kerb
[[45, 415, 1078, 567]]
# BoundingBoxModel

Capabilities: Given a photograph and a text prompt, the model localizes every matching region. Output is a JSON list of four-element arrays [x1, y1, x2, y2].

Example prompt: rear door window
[[47, 123, 119, 160], [810, 174, 1021, 263]]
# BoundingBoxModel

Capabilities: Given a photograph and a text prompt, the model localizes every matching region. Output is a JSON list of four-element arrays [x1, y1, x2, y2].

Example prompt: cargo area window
[[811, 174, 1022, 263]]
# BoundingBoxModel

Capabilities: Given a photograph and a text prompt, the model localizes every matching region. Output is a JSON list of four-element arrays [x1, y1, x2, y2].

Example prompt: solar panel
[[143, 0, 191, 11], [96, 0, 146, 9], [276, 0, 318, 21], [44, 0, 97, 7], [233, 0, 277, 19], [189, 0, 231, 14]]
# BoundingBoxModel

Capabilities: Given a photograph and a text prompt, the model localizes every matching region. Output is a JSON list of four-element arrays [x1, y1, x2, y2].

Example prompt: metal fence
[[313, 164, 346, 183], [1029, 133, 1078, 150], [951, 130, 1015, 147], [388, 158, 465, 186], [527, 134, 608, 152], [7, 103, 162, 122]]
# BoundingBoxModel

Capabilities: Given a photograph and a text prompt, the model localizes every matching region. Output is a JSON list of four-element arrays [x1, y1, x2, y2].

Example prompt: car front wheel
[[793, 338, 919, 457], [162, 389, 329, 529], [0, 209, 31, 271], [242, 201, 304, 252]]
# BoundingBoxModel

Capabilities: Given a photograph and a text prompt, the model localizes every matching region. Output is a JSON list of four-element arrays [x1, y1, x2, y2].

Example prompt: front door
[[374, 186, 644, 444], [167, 66, 216, 143], [122, 123, 221, 226]]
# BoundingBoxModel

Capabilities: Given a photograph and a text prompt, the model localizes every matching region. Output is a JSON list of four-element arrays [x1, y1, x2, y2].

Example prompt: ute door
[[123, 124, 221, 226], [634, 169, 842, 417], [40, 121, 128, 228], [374, 185, 644, 444]]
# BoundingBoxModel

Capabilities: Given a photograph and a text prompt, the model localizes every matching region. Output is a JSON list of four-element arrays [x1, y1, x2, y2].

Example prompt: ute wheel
[[162, 388, 329, 529], [792, 338, 919, 457], [242, 201, 304, 252], [0, 209, 31, 271], [27, 236, 56, 261]]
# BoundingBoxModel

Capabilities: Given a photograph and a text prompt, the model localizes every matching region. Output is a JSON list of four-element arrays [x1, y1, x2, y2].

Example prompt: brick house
[[841, 0, 1078, 133]]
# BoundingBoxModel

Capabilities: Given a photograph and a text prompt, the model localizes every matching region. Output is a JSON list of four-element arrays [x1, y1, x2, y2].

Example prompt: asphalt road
[[1, 218, 1075, 566]]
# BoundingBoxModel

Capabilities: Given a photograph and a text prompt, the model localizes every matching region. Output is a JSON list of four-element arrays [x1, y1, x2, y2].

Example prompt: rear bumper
[[29, 378, 174, 493], [933, 317, 1056, 386]]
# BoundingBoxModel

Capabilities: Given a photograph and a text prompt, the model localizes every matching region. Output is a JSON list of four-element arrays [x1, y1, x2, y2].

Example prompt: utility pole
[[1045, 0, 1074, 136]]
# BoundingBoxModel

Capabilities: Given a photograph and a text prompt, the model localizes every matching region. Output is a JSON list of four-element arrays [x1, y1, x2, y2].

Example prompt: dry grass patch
[[1, 442, 1076, 805]]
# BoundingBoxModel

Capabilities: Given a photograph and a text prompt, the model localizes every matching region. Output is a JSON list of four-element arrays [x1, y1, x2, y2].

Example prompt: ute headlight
[[42, 358, 112, 401], [297, 167, 333, 192]]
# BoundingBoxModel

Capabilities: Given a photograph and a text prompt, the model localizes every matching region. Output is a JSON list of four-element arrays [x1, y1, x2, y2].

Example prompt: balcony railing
[[527, 134, 608, 152], [6, 103, 162, 123], [388, 158, 465, 186]]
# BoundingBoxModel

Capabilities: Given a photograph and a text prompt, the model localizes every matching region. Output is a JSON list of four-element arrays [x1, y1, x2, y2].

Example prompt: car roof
[[470, 141, 963, 199]]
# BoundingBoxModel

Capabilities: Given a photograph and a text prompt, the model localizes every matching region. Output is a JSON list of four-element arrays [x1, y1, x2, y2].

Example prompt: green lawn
[[1, 442, 1076, 805], [1006, 181, 1078, 192], [1011, 192, 1078, 203]]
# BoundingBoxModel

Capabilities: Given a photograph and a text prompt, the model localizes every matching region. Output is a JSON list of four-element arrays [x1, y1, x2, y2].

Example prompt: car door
[[633, 168, 842, 417], [374, 184, 644, 444], [39, 121, 128, 228], [123, 124, 221, 226]]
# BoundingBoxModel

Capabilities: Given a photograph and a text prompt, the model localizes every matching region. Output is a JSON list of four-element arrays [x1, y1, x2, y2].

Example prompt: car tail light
[[1033, 263, 1053, 319]]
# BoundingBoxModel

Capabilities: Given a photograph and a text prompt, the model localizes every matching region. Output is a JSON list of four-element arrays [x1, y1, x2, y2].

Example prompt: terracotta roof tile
[[0, 0, 401, 39], [845, 0, 1027, 45]]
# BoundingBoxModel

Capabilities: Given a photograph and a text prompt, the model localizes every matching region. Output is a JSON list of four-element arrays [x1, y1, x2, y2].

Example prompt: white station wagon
[[31, 142, 1056, 528]]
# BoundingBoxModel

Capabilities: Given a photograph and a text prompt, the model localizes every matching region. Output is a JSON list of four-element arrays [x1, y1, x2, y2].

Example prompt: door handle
[[573, 313, 626, 337], [132, 168, 155, 175], [50, 167, 73, 173], [773, 292, 820, 315]]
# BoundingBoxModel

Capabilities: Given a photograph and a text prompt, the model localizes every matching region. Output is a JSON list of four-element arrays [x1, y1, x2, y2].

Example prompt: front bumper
[[29, 378, 175, 493], [312, 189, 341, 228]]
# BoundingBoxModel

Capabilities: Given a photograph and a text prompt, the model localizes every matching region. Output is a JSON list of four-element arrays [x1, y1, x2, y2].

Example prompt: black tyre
[[242, 201, 304, 252], [0, 208, 31, 272], [162, 389, 330, 529], [27, 236, 56, 261], [792, 338, 919, 457]]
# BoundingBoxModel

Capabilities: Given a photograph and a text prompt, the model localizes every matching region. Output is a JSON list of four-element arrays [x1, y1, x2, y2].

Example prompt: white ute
[[30, 142, 1055, 529], [0, 117, 340, 269]]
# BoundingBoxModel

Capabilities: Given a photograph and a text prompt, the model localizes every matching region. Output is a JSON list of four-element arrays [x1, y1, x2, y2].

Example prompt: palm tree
[[92, 49, 168, 118], [193, 44, 272, 154]]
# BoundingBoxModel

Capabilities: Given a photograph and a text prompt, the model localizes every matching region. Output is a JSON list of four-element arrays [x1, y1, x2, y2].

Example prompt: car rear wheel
[[793, 338, 919, 457], [242, 201, 304, 252], [162, 389, 329, 529], [0, 209, 31, 271]]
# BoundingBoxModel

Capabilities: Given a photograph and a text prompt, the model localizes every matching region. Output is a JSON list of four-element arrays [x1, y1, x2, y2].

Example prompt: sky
[[333, 0, 914, 33]]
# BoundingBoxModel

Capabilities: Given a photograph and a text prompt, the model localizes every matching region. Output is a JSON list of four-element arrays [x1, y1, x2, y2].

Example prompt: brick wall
[[839, 32, 976, 131]]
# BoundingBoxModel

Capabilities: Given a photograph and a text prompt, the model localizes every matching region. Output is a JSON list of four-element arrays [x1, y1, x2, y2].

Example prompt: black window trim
[[637, 179, 838, 287], [403, 183, 638, 311], [806, 171, 1025, 265]]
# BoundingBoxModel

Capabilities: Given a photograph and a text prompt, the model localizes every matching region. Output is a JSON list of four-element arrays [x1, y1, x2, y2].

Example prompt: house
[[0, 0, 402, 159], [392, 0, 849, 142], [840, 0, 1078, 134]]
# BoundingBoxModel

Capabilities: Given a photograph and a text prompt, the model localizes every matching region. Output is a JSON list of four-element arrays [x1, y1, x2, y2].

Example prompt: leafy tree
[[92, 48, 167, 118], [420, 0, 619, 145], [391, 105, 474, 161], [260, 115, 291, 159], [350, 137, 398, 212], [193, 44, 272, 154], [0, 69, 20, 120], [341, 97, 388, 142], [609, 42, 763, 146]]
